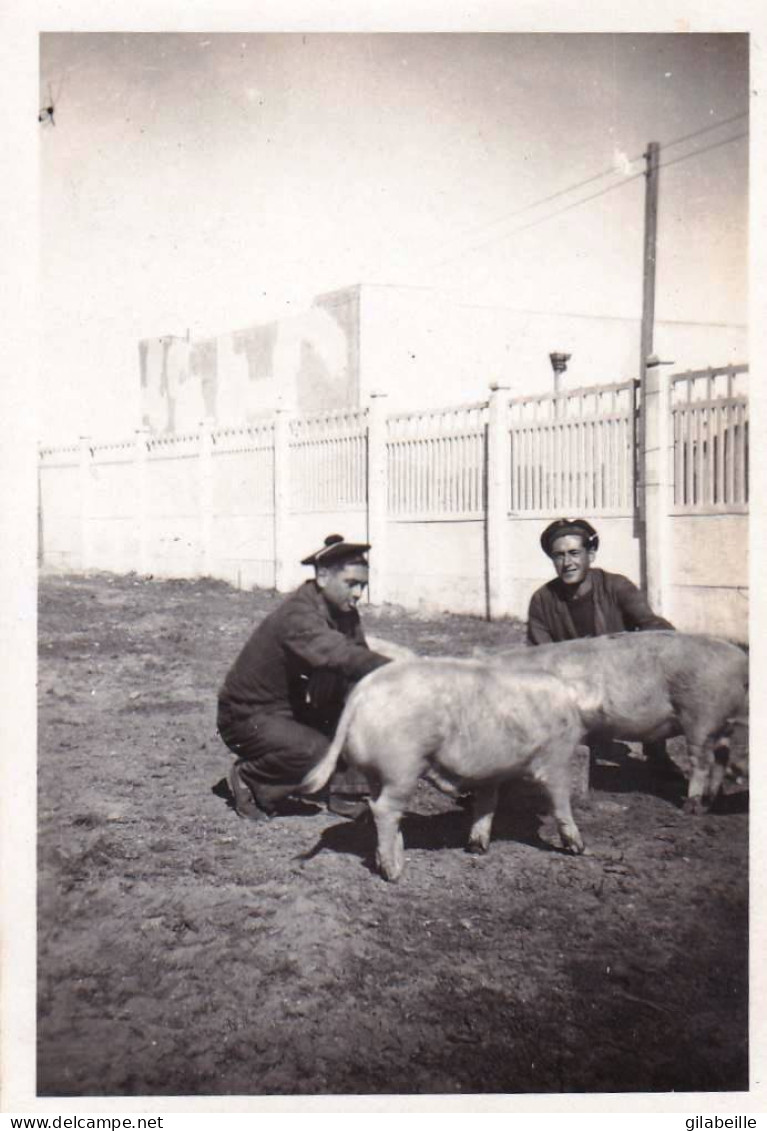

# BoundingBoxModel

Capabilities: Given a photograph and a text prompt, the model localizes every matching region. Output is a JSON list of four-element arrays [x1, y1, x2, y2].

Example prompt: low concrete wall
[[210, 513, 276, 592], [86, 518, 139, 577], [384, 519, 487, 616], [86, 456, 140, 576], [667, 513, 748, 641], [39, 458, 82, 572], [209, 441, 276, 591]]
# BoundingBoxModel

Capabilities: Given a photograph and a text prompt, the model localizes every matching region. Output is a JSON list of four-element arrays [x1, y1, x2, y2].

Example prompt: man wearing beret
[[528, 517, 677, 775], [217, 534, 391, 822], [527, 518, 674, 645]]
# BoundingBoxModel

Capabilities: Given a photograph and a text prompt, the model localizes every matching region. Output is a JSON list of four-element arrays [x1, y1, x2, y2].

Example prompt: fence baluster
[[736, 402, 746, 504]]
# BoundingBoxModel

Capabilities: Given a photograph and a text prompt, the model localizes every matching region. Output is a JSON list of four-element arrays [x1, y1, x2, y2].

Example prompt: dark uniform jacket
[[218, 580, 390, 727], [527, 567, 674, 646]]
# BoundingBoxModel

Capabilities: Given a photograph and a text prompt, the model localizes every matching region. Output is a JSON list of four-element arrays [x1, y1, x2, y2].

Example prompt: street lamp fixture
[[549, 352, 571, 399]]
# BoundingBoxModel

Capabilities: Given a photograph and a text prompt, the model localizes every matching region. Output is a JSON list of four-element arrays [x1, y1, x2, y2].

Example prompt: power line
[[659, 110, 747, 155], [425, 111, 748, 269], [658, 130, 747, 173], [432, 128, 747, 270], [432, 163, 629, 253], [433, 170, 644, 269]]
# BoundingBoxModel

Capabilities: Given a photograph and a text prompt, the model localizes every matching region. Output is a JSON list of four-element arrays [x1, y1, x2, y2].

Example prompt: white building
[[139, 282, 746, 431]]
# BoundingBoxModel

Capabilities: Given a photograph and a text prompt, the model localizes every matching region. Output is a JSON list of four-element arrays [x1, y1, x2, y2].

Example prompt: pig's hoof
[[559, 825, 585, 854], [376, 856, 403, 882], [378, 865, 402, 882], [682, 796, 705, 816], [466, 841, 488, 855]]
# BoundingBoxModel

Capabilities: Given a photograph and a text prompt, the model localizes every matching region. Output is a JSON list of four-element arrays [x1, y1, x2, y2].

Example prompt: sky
[[38, 32, 749, 442]]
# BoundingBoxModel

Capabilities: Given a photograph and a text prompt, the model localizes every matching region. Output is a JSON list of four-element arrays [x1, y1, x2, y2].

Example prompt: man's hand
[[305, 668, 347, 713]]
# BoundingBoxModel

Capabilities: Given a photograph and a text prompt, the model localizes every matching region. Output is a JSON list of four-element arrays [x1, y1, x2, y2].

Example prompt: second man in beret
[[528, 517, 674, 644]]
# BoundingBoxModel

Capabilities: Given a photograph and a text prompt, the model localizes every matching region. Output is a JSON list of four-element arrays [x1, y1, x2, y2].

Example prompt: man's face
[[550, 534, 594, 587], [317, 563, 369, 613]]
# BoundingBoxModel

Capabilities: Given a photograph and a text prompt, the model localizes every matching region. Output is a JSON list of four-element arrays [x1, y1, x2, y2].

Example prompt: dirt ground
[[37, 572, 749, 1098]]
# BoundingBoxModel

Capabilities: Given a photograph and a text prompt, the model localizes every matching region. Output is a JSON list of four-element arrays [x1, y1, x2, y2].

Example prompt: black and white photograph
[[2, 2, 766, 1117]]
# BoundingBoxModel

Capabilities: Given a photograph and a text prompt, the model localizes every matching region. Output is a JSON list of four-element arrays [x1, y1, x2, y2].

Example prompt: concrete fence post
[[37, 450, 44, 568], [273, 406, 292, 592], [198, 419, 214, 578], [366, 391, 389, 607], [486, 383, 511, 620], [133, 430, 150, 576], [643, 364, 672, 617], [78, 436, 92, 572]]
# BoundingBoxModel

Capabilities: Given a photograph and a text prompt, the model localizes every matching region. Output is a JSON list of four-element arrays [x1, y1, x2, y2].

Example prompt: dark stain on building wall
[[160, 338, 174, 431], [297, 338, 348, 413], [138, 340, 149, 390], [233, 323, 278, 384], [298, 286, 360, 411], [191, 338, 219, 420]]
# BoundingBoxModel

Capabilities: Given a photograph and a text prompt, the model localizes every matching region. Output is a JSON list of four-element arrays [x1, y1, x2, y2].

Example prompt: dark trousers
[[217, 705, 368, 798]]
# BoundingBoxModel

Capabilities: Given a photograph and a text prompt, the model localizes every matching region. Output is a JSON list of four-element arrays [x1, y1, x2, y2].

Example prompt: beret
[[540, 518, 599, 556], [301, 533, 371, 568]]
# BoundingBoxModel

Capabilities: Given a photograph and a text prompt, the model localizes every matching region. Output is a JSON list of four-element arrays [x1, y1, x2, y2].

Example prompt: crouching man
[[527, 517, 678, 776], [217, 534, 391, 821]]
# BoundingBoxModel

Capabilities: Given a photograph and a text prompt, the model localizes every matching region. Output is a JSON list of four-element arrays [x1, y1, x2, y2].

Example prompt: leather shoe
[[228, 764, 274, 822], [327, 794, 369, 820]]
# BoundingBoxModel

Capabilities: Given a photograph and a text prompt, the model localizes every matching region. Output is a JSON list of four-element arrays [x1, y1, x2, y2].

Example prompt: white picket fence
[[38, 365, 749, 635], [387, 402, 487, 519], [670, 365, 748, 512], [289, 409, 367, 512], [508, 381, 636, 515]]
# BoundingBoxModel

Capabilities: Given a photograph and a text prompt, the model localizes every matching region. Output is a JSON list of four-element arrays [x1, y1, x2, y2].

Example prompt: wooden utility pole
[[640, 142, 660, 385], [637, 140, 660, 589]]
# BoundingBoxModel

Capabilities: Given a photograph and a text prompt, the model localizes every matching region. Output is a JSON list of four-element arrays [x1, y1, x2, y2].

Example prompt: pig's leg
[[368, 781, 413, 882], [466, 783, 500, 854], [683, 732, 730, 814], [542, 761, 585, 854], [682, 739, 711, 814], [706, 736, 732, 804]]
